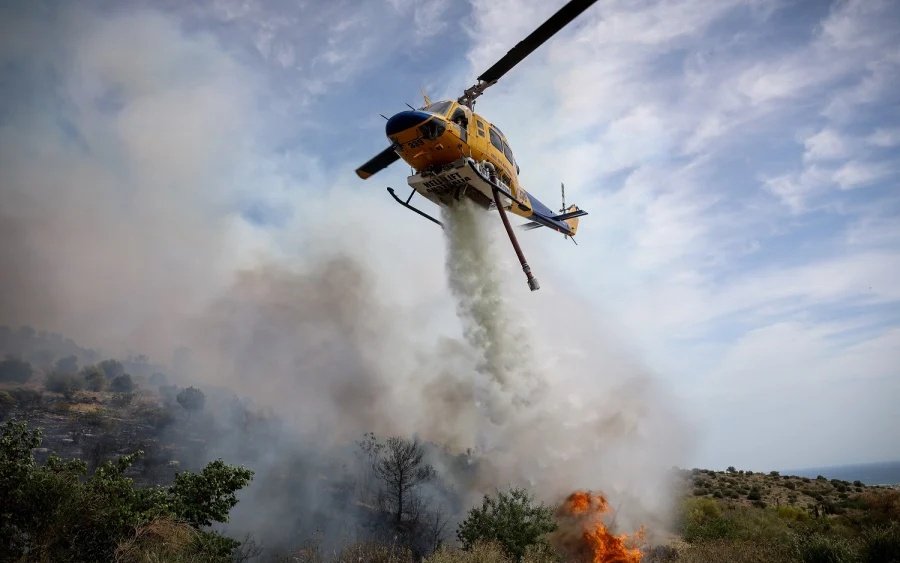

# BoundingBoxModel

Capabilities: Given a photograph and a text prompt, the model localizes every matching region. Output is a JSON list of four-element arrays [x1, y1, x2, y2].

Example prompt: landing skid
[[387, 170, 540, 291], [387, 187, 444, 228]]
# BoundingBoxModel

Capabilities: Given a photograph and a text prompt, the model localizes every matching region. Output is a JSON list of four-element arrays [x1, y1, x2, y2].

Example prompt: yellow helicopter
[[356, 0, 596, 291]]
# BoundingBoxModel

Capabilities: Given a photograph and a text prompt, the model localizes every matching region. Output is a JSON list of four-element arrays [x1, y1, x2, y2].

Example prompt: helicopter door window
[[476, 120, 485, 137], [502, 143, 515, 166]]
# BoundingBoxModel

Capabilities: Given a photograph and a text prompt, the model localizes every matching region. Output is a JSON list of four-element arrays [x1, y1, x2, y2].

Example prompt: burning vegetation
[[553, 491, 645, 563]]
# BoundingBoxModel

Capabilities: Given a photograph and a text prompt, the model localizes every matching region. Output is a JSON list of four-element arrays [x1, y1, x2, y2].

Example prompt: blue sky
[[1, 0, 898, 472]]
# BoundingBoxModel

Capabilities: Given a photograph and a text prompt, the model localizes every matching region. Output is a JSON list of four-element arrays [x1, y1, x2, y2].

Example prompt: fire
[[553, 491, 644, 563]]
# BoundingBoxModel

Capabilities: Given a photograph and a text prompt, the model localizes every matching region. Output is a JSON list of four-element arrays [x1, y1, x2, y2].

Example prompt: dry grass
[[673, 539, 797, 563], [114, 517, 198, 563], [424, 540, 558, 563], [292, 541, 414, 563]]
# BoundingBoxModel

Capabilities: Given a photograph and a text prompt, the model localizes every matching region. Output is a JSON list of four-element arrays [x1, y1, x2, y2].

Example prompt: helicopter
[[356, 0, 597, 291]]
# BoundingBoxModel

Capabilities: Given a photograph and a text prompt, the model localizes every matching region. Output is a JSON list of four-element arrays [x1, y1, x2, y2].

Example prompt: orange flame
[[553, 491, 644, 563]]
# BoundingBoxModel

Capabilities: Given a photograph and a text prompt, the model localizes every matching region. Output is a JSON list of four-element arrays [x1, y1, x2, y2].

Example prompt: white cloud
[[804, 129, 849, 162], [867, 127, 900, 148], [833, 160, 893, 190]]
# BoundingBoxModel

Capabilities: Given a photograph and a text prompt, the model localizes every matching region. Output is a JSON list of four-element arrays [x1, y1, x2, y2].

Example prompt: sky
[[1, 0, 898, 473]]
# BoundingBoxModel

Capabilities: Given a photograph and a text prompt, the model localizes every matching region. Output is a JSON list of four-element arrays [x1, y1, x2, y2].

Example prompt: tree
[[82, 366, 106, 391], [110, 373, 135, 392], [726, 466, 737, 474], [457, 488, 556, 562], [170, 459, 254, 527], [177, 387, 205, 415], [54, 355, 79, 375], [373, 436, 435, 524], [99, 359, 125, 380], [0, 356, 32, 383]]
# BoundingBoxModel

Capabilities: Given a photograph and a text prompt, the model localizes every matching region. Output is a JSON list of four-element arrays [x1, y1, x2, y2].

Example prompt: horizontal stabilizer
[[552, 208, 588, 221], [520, 207, 588, 233]]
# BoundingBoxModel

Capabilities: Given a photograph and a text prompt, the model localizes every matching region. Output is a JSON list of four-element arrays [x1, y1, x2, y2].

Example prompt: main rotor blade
[[478, 0, 597, 85], [355, 146, 400, 179]]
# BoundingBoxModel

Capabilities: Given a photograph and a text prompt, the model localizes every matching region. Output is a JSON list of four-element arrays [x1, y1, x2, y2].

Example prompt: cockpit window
[[423, 101, 452, 116], [489, 128, 503, 152], [419, 119, 446, 140]]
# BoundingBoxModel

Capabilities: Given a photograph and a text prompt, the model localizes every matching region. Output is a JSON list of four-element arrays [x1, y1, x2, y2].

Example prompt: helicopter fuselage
[[384, 101, 544, 217]]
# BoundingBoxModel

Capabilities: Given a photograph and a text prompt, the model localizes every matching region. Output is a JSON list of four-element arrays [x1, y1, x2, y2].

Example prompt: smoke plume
[[0, 3, 687, 551]]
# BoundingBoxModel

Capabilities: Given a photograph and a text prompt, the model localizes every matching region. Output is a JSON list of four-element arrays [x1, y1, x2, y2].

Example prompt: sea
[[783, 461, 900, 486]]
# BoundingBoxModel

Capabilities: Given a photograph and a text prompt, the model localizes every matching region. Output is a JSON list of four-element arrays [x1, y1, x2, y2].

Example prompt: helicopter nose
[[385, 110, 431, 137]]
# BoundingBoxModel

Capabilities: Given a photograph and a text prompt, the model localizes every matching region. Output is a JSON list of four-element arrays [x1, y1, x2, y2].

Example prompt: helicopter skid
[[408, 158, 514, 210]]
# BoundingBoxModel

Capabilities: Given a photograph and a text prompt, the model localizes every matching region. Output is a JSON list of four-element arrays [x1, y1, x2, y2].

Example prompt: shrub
[[176, 386, 205, 414], [680, 498, 735, 542], [771, 471, 781, 477], [793, 534, 857, 563], [860, 523, 900, 563], [135, 404, 175, 430], [748, 487, 762, 501], [457, 488, 556, 561], [45, 372, 83, 398], [98, 359, 125, 380], [80, 409, 113, 429], [777, 506, 810, 522], [110, 374, 135, 392]]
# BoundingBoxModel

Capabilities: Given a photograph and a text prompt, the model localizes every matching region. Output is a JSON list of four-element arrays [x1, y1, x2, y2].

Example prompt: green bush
[[680, 498, 736, 542], [860, 523, 900, 563], [793, 534, 857, 563], [457, 488, 556, 562]]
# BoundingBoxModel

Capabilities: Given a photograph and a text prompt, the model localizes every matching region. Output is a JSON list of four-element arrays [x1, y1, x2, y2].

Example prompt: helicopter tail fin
[[560, 204, 581, 237]]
